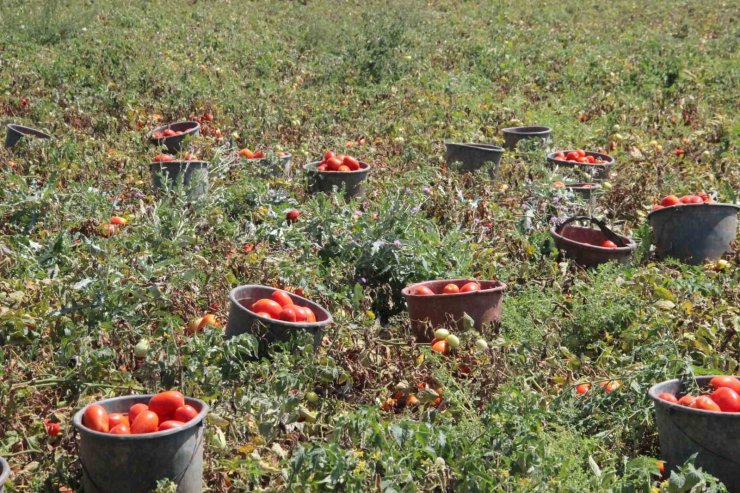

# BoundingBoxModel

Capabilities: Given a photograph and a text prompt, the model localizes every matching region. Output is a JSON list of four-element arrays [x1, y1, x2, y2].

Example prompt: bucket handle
[[555, 216, 627, 247]]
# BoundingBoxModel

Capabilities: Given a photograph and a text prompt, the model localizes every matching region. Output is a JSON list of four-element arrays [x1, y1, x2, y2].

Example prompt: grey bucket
[[0, 456, 9, 493], [245, 153, 292, 178], [648, 376, 740, 492], [444, 142, 504, 176], [648, 203, 739, 264], [226, 285, 333, 354], [305, 161, 370, 199], [5, 124, 51, 148], [150, 160, 209, 201], [149, 121, 200, 153], [72, 395, 209, 493], [547, 150, 614, 181], [501, 126, 552, 150]]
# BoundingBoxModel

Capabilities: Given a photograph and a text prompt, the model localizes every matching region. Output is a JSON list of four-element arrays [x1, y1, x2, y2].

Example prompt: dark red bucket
[[550, 216, 637, 267]]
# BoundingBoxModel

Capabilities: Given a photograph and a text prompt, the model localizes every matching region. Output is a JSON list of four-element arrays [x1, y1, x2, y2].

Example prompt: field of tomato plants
[[1, 0, 739, 491]]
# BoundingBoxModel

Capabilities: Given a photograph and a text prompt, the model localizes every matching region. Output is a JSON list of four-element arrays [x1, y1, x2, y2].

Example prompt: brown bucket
[[401, 279, 506, 342], [550, 216, 637, 267]]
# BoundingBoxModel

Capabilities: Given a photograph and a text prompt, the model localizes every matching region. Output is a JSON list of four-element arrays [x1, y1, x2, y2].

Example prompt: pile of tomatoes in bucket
[[82, 391, 198, 434], [651, 192, 714, 211], [251, 290, 317, 323], [316, 151, 361, 172], [413, 281, 480, 295], [657, 376, 740, 412], [552, 149, 609, 164], [152, 129, 186, 139]]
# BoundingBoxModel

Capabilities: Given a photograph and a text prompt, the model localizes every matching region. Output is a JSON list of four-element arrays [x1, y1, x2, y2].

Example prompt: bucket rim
[[647, 202, 740, 218], [305, 160, 371, 175], [229, 284, 334, 328], [648, 376, 740, 419], [444, 142, 505, 153], [147, 121, 200, 140], [565, 183, 602, 190], [72, 395, 209, 440], [502, 126, 551, 135], [7, 123, 52, 139], [149, 160, 209, 169], [550, 226, 637, 251], [402, 279, 507, 298], [0, 455, 9, 485], [243, 152, 292, 161]]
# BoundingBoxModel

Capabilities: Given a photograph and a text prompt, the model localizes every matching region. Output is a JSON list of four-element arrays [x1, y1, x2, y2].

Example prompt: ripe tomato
[[163, 128, 176, 137], [575, 149, 585, 158], [279, 307, 298, 322], [293, 306, 309, 322], [680, 195, 703, 204], [565, 151, 578, 161], [271, 290, 294, 307], [154, 154, 174, 162], [204, 113, 214, 122], [324, 151, 335, 161], [303, 307, 317, 323], [431, 339, 449, 355], [254, 150, 265, 159], [660, 195, 680, 207], [109, 424, 131, 435], [586, 155, 595, 164], [110, 216, 128, 226], [677, 395, 696, 407], [240, 148, 255, 159], [255, 311, 272, 319], [317, 165, 328, 172], [286, 210, 300, 222], [576, 383, 591, 394], [576, 156, 589, 163], [710, 387, 740, 412], [149, 391, 185, 421], [251, 299, 283, 318], [709, 375, 740, 393], [554, 151, 566, 160], [337, 165, 351, 172], [414, 286, 434, 296], [131, 410, 159, 434], [326, 157, 342, 171], [460, 282, 480, 293], [198, 314, 218, 331], [553, 181, 565, 189], [600, 240, 618, 248], [442, 283, 460, 294], [690, 396, 720, 412], [174, 405, 199, 423], [158, 420, 186, 431], [658, 392, 678, 403], [128, 403, 149, 423], [45, 420, 61, 436], [108, 413, 129, 429], [83, 404, 110, 433], [343, 156, 360, 170]]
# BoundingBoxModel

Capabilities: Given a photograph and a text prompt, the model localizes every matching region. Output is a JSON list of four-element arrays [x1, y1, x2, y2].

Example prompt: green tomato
[[446, 334, 460, 348], [434, 328, 450, 340]]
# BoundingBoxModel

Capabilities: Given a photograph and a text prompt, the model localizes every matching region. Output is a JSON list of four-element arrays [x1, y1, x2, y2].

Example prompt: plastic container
[[72, 395, 209, 493], [648, 203, 739, 265], [550, 216, 637, 267], [226, 285, 333, 353], [444, 142, 504, 176], [150, 160, 208, 201], [547, 150, 615, 181], [502, 126, 552, 150], [648, 376, 740, 492], [149, 121, 200, 153], [0, 456, 9, 493], [5, 123, 51, 148], [401, 279, 507, 342], [565, 183, 601, 199], [244, 153, 292, 177], [305, 161, 371, 199]]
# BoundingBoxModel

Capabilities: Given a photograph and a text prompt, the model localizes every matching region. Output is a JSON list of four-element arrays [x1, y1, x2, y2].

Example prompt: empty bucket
[[150, 160, 209, 201], [444, 142, 504, 176], [502, 126, 552, 150]]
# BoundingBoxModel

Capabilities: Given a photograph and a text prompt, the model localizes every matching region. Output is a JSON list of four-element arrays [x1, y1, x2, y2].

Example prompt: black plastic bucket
[[5, 124, 51, 148], [305, 161, 371, 199], [150, 160, 209, 201], [245, 153, 292, 177], [72, 395, 208, 493], [149, 121, 200, 153], [648, 203, 739, 264], [444, 142, 504, 176], [226, 285, 333, 353], [0, 456, 9, 493], [502, 126, 552, 150], [547, 150, 614, 181], [648, 376, 740, 492]]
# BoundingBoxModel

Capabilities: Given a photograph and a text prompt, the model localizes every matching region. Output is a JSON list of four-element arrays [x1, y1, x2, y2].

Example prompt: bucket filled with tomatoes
[[401, 279, 507, 342], [547, 149, 614, 181], [226, 286, 333, 353], [648, 193, 739, 265], [150, 156, 209, 200], [305, 151, 371, 198], [239, 147, 292, 177], [649, 375, 740, 491], [72, 391, 208, 493], [149, 121, 200, 153], [550, 216, 637, 267]]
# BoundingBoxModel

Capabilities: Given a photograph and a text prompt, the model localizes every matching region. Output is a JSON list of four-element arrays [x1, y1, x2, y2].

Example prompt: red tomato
[[565, 151, 579, 161], [108, 413, 129, 429], [576, 384, 591, 394], [109, 424, 131, 435], [337, 165, 351, 172], [131, 410, 159, 434], [690, 396, 721, 412], [110, 216, 128, 226], [326, 157, 343, 171], [152, 132, 164, 139], [83, 404, 110, 433], [460, 282, 481, 293], [174, 405, 199, 422], [660, 195, 680, 207], [286, 210, 300, 222], [293, 306, 309, 322], [576, 156, 589, 163], [709, 376, 740, 394], [317, 165, 328, 172], [255, 311, 272, 319], [240, 148, 255, 159], [677, 395, 696, 407], [251, 299, 283, 318], [442, 284, 460, 294], [675, 148, 685, 156], [254, 150, 265, 159], [305, 309, 317, 323], [680, 195, 703, 204], [575, 149, 586, 158], [342, 156, 360, 170], [128, 403, 149, 423], [279, 307, 298, 322], [45, 420, 61, 436], [324, 151, 335, 161], [586, 155, 595, 164], [554, 151, 566, 160], [159, 420, 186, 431], [154, 154, 174, 162], [710, 387, 740, 412], [163, 128, 176, 137], [271, 290, 294, 307], [149, 391, 185, 421], [658, 392, 678, 404], [431, 339, 449, 355], [414, 286, 434, 296], [600, 240, 618, 248], [204, 113, 214, 122]]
